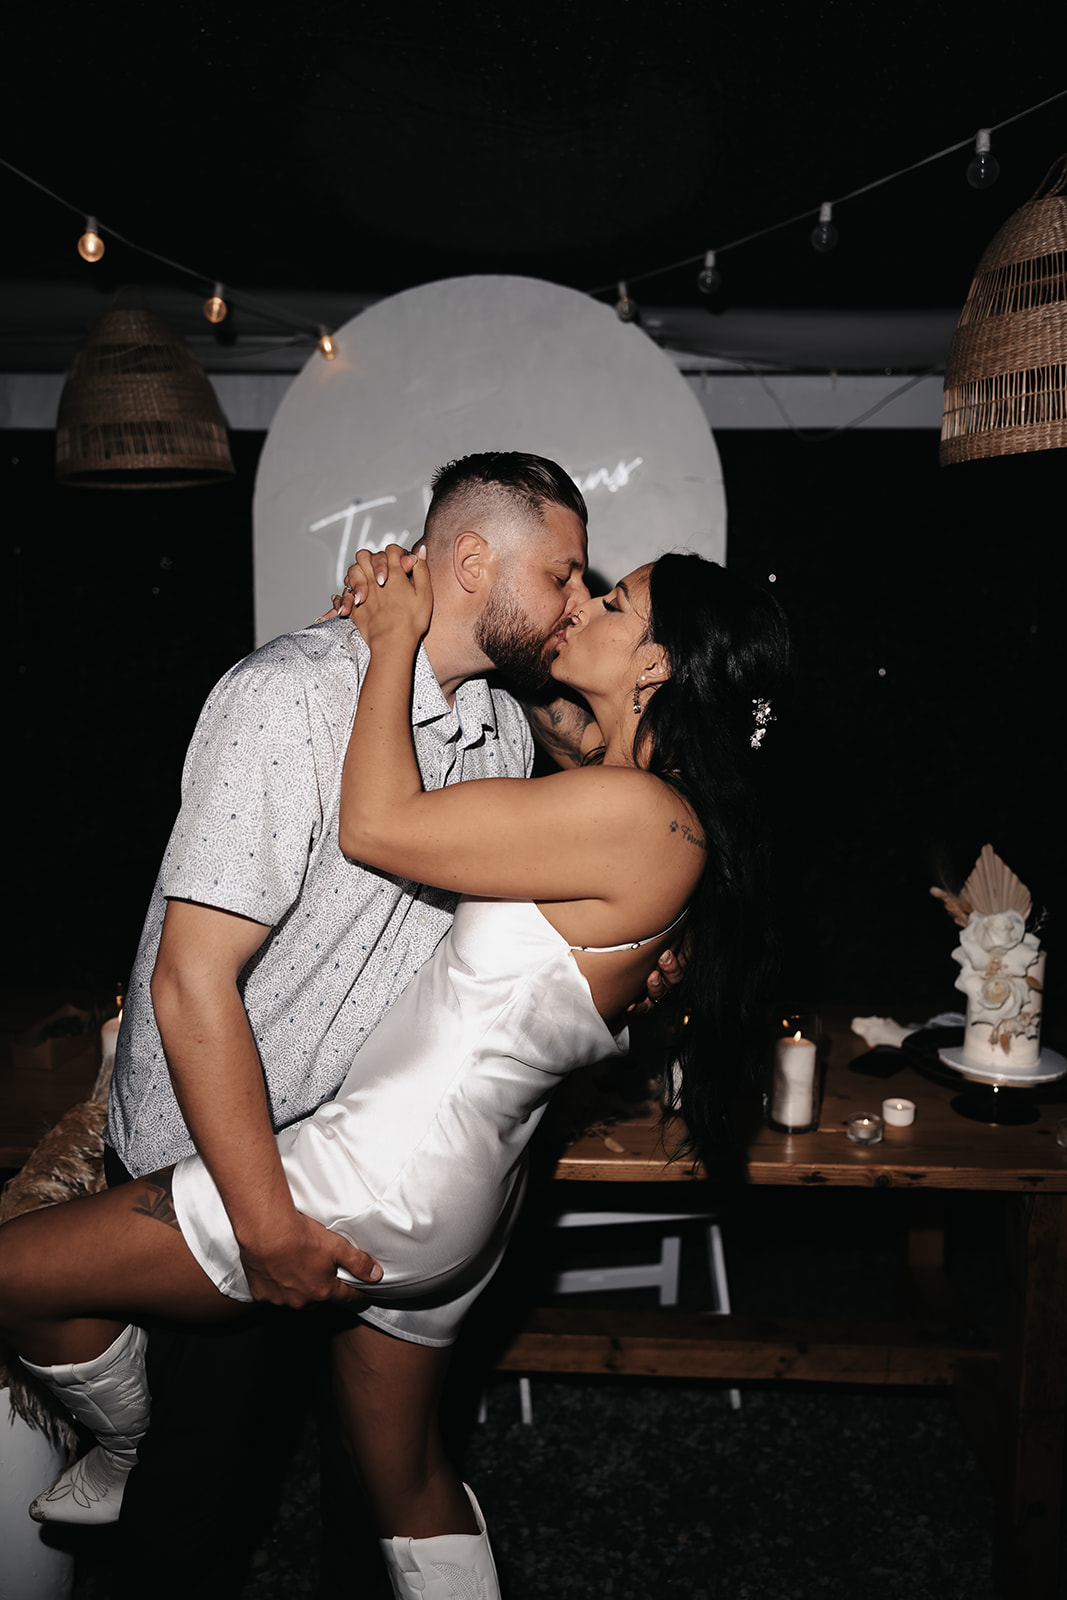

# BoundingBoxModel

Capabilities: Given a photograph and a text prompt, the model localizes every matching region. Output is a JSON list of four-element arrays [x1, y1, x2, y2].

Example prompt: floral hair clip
[[750, 698, 774, 749]]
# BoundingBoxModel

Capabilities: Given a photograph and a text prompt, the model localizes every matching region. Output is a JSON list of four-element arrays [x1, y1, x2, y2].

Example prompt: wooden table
[[498, 1011, 1067, 1600]]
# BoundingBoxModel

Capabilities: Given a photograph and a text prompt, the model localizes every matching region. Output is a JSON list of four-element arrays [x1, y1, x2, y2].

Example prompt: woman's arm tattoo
[[523, 696, 599, 769]]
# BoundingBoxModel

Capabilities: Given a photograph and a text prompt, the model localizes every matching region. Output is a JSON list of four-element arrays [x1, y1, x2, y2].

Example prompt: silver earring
[[633, 676, 645, 715]]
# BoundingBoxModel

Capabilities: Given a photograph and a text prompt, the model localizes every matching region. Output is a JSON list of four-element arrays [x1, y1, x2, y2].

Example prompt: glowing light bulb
[[77, 216, 105, 263], [203, 282, 228, 324], [810, 202, 838, 253], [966, 129, 1000, 189], [317, 329, 338, 360], [615, 281, 638, 322], [697, 249, 721, 295]]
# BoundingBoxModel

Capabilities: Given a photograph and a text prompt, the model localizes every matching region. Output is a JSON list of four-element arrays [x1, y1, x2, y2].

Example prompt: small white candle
[[770, 1031, 817, 1129], [100, 1014, 122, 1072], [882, 1097, 915, 1127]]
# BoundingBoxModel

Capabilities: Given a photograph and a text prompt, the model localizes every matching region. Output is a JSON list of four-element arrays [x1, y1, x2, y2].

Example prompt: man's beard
[[476, 581, 563, 697]]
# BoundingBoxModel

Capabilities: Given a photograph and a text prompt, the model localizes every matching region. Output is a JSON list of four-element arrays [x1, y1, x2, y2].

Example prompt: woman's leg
[[331, 1320, 500, 1599], [0, 1171, 244, 1525], [330, 1320, 473, 1537], [0, 1169, 244, 1360]]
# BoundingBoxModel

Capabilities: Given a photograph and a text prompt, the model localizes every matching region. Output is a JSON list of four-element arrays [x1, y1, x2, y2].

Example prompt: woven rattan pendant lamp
[[55, 297, 234, 487], [941, 156, 1067, 464]]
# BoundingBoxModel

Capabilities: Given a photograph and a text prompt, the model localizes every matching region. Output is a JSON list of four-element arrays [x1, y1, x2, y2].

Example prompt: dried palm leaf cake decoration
[[931, 846, 1045, 1067]]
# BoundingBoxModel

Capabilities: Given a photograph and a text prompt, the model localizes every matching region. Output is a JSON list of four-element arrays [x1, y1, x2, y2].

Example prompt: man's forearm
[[150, 901, 295, 1250], [152, 964, 295, 1245], [153, 962, 382, 1304]]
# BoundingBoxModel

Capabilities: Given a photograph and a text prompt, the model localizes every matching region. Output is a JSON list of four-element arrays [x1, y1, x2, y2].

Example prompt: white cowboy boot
[[20, 1322, 150, 1526], [380, 1483, 501, 1599]]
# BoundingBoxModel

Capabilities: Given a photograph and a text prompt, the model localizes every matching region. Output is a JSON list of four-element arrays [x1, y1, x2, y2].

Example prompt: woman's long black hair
[[635, 553, 792, 1163]]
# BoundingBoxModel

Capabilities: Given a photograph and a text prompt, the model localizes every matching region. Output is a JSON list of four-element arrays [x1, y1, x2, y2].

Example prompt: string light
[[3, 86, 1064, 344], [966, 129, 1000, 189], [590, 92, 1067, 305], [614, 281, 639, 322], [697, 250, 721, 295], [810, 202, 838, 253], [77, 216, 105, 263], [203, 281, 228, 324], [0, 163, 332, 354]]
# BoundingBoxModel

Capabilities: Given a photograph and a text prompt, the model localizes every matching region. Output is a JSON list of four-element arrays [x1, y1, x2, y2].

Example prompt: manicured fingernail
[[662, 951, 675, 967], [376, 572, 386, 586], [352, 592, 362, 606], [417, 544, 427, 560], [368, 1264, 383, 1281]]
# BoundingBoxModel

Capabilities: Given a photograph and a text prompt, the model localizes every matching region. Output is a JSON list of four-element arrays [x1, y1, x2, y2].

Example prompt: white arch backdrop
[[253, 275, 726, 645]]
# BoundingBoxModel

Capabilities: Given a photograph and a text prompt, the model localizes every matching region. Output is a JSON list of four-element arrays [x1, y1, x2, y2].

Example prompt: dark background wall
[[3, 429, 1063, 1015]]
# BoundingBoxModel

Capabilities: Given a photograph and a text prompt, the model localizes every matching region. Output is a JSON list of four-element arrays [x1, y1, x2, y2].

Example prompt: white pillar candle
[[882, 1097, 915, 1127], [770, 1031, 817, 1129], [100, 1014, 122, 1073]]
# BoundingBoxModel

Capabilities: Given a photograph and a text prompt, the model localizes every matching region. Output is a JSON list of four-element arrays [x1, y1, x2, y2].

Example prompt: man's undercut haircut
[[425, 452, 588, 545]]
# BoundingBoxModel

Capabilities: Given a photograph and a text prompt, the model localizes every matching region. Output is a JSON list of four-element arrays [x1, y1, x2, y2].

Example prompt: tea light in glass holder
[[846, 1112, 884, 1145], [882, 1097, 915, 1127]]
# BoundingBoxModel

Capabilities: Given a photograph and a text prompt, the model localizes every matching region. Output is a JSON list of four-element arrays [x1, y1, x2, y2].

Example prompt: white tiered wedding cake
[[932, 845, 1045, 1072]]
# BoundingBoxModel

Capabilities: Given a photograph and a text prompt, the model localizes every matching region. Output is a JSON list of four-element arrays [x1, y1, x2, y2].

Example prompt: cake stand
[[937, 1045, 1067, 1124]]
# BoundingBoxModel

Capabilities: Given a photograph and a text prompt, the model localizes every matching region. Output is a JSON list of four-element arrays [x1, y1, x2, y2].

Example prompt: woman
[[0, 548, 789, 1600]]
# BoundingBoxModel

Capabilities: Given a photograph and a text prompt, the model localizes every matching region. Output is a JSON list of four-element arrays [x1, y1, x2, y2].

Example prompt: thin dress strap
[[570, 906, 689, 955]]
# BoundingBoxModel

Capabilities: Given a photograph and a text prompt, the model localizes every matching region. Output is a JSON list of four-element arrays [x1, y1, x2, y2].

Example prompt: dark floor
[[226, 1376, 995, 1600], [63, 1185, 1011, 1600]]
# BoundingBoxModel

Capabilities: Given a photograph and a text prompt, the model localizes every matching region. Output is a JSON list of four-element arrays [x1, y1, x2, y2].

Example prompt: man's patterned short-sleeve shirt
[[108, 618, 533, 1176]]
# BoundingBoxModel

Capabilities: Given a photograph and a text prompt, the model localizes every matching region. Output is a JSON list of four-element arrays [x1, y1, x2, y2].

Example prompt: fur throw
[[0, 1059, 112, 1445]]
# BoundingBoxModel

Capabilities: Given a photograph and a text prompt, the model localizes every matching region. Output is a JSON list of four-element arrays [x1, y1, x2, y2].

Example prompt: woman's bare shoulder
[[539, 765, 704, 848]]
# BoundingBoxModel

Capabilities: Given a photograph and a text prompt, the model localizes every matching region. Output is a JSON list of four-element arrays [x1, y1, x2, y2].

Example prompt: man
[[99, 452, 591, 1597]]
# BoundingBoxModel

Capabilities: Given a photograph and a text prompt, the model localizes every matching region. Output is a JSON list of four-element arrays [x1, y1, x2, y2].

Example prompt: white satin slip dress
[[172, 896, 676, 1346]]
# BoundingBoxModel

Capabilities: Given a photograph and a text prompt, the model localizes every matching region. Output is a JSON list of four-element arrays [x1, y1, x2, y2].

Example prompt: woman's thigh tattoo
[[129, 1172, 182, 1233]]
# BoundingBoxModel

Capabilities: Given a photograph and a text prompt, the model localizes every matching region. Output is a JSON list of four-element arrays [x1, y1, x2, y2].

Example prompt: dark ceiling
[[2, 2, 1065, 333]]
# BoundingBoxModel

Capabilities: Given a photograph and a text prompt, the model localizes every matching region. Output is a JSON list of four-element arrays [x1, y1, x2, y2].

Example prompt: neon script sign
[[308, 459, 644, 591]]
